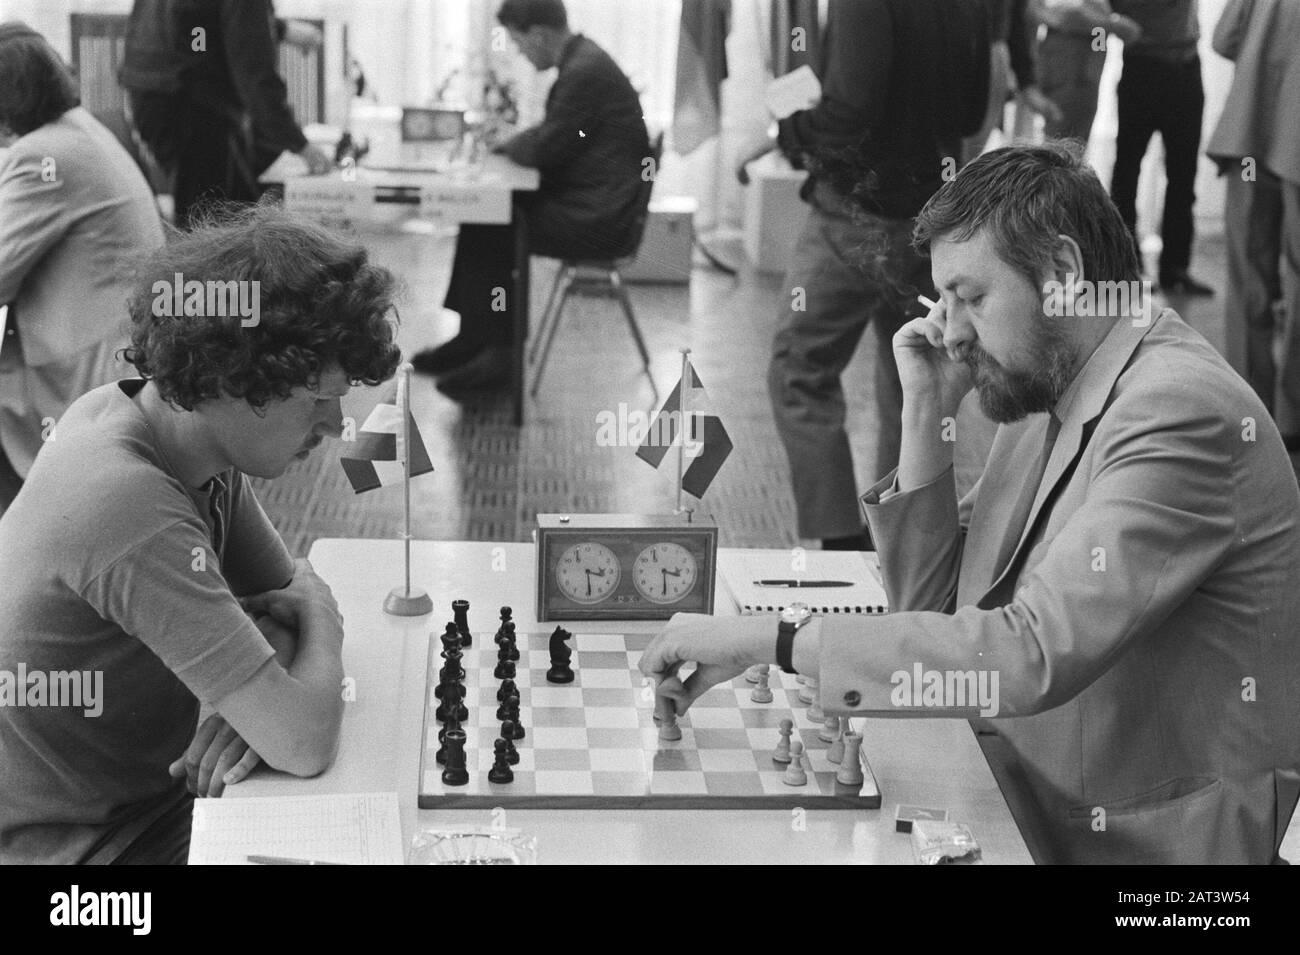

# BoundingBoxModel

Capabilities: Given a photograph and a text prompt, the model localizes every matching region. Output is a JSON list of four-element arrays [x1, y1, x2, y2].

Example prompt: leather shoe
[[410, 336, 487, 376], [1158, 271, 1215, 297], [435, 346, 511, 397]]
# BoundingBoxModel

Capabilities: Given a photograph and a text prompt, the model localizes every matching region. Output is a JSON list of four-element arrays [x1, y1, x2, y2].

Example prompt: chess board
[[417, 630, 881, 809]]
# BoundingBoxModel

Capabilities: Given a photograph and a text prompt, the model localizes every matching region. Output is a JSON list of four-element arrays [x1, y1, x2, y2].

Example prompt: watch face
[[555, 542, 621, 604], [632, 542, 698, 604]]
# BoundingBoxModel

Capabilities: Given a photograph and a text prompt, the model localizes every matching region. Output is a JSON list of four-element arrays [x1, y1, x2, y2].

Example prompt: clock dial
[[555, 542, 621, 604], [632, 543, 698, 604]]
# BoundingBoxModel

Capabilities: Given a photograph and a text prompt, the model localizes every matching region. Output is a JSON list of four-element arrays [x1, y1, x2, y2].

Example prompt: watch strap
[[776, 621, 798, 675]]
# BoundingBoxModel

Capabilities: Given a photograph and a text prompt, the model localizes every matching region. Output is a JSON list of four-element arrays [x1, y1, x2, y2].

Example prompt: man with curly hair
[[0, 204, 401, 864]]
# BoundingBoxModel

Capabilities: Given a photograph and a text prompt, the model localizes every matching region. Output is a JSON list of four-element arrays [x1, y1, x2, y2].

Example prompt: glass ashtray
[[409, 827, 537, 865]]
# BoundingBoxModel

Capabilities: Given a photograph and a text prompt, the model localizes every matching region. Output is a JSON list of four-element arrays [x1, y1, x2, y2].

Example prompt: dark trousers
[[1109, 53, 1205, 277], [127, 90, 259, 229], [444, 224, 516, 350], [767, 184, 932, 539]]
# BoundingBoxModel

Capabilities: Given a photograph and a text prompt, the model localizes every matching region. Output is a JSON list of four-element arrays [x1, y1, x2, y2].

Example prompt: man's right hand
[[241, 557, 342, 643], [893, 299, 975, 420], [297, 143, 333, 175]]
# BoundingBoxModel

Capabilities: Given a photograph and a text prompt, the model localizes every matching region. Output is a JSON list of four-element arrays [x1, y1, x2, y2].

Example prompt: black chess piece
[[452, 599, 472, 648], [441, 729, 470, 786], [493, 643, 514, 680], [499, 722, 521, 763], [495, 619, 515, 647], [499, 605, 513, 626], [505, 631, 520, 662], [546, 626, 574, 684], [436, 681, 468, 724], [495, 690, 521, 722], [496, 677, 518, 703], [497, 659, 516, 682], [487, 738, 514, 784], [502, 697, 525, 740], [440, 622, 462, 653], [436, 715, 461, 763]]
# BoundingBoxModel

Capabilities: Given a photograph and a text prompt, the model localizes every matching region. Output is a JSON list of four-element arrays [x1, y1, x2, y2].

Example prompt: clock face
[[632, 543, 698, 604], [555, 542, 621, 604]]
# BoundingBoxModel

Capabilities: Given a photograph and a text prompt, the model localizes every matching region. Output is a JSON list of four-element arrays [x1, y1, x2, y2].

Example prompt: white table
[[235, 540, 1032, 864]]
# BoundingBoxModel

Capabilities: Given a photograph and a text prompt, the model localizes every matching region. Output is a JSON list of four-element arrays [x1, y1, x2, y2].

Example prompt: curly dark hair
[[123, 202, 402, 411], [0, 22, 80, 137]]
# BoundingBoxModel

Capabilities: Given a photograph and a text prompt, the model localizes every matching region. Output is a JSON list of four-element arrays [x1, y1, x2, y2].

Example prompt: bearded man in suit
[[639, 143, 1300, 864]]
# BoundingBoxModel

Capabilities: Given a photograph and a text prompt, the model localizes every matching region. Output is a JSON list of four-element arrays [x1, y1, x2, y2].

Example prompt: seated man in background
[[0, 205, 401, 864], [411, 0, 651, 396], [0, 22, 166, 507], [640, 144, 1300, 864]]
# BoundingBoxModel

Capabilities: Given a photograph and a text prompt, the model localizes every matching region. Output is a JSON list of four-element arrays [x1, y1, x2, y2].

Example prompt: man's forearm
[[897, 397, 956, 492]]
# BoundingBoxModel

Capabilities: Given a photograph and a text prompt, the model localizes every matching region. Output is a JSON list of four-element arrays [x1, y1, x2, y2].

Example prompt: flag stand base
[[383, 586, 433, 617]]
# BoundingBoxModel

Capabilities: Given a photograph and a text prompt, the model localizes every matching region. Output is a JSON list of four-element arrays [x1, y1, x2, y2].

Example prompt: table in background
[[235, 540, 1032, 864], [270, 155, 541, 424]]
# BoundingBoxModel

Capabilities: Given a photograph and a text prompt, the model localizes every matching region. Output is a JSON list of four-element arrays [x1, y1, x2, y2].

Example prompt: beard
[[965, 320, 1078, 424]]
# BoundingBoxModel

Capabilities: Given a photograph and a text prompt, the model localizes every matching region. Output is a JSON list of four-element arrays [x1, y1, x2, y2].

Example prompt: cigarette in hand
[[917, 294, 939, 311]]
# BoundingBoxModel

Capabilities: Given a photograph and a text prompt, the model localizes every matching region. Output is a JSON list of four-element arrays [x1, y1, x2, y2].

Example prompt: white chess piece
[[750, 665, 774, 703], [782, 739, 807, 786], [744, 664, 764, 684], [658, 712, 682, 741], [798, 674, 817, 704], [818, 715, 839, 743], [772, 718, 794, 763], [826, 717, 848, 763], [835, 731, 865, 787]]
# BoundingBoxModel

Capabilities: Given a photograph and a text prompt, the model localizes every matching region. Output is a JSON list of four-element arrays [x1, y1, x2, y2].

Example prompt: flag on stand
[[635, 360, 733, 498], [340, 379, 433, 494]]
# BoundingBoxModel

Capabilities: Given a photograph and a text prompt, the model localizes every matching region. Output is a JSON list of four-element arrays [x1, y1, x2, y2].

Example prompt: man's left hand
[[169, 714, 261, 797], [639, 614, 773, 716]]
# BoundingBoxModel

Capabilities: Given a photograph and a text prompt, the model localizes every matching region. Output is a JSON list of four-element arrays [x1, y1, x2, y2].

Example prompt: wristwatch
[[776, 602, 812, 675]]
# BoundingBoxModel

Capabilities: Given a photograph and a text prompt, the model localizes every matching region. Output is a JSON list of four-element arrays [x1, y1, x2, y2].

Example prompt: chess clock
[[535, 513, 718, 621]]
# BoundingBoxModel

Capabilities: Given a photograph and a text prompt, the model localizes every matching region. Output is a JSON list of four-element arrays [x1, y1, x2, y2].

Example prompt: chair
[[528, 132, 664, 404]]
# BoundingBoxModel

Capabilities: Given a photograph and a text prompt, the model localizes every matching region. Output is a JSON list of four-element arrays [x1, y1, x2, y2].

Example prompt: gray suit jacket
[[0, 107, 164, 366], [818, 309, 1300, 863], [1206, 0, 1300, 185]]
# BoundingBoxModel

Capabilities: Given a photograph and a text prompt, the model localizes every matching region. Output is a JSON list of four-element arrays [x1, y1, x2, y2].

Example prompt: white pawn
[[818, 714, 839, 743], [798, 674, 818, 705], [772, 718, 794, 763], [835, 731, 865, 788], [750, 665, 774, 703], [782, 739, 807, 786], [658, 712, 682, 741], [744, 664, 765, 684], [826, 717, 849, 763]]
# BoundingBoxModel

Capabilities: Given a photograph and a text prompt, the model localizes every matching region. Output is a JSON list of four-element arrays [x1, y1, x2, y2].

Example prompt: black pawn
[[496, 677, 518, 703], [487, 739, 514, 784], [441, 729, 469, 786], [495, 619, 515, 647], [494, 645, 514, 680], [452, 599, 472, 648], [497, 659, 516, 682], [502, 702, 525, 741], [499, 605, 513, 626], [499, 722, 521, 763], [496, 691, 521, 722]]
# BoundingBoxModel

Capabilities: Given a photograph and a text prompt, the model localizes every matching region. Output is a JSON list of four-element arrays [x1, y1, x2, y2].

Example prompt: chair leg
[[530, 275, 575, 398], [529, 264, 569, 366], [609, 269, 659, 405]]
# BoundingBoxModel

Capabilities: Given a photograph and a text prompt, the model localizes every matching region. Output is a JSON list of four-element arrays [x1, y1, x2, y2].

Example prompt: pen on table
[[247, 854, 346, 865], [753, 579, 855, 588]]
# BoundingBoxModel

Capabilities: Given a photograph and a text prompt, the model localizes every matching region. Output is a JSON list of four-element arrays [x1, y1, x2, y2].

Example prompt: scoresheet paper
[[188, 791, 404, 865]]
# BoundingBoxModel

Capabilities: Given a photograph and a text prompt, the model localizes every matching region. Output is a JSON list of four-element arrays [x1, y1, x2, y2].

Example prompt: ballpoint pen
[[753, 579, 855, 588]]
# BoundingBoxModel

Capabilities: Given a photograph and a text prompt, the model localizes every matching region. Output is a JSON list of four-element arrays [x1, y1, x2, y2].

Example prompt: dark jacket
[[778, 0, 990, 219], [119, 0, 306, 156], [504, 34, 650, 258]]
